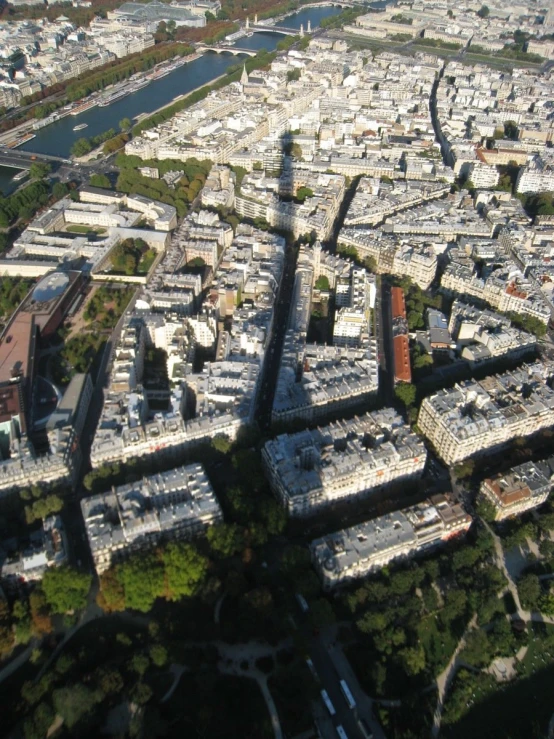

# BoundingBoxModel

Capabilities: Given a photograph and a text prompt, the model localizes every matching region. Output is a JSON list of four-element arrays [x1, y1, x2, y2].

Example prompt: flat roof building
[[480, 458, 554, 521], [418, 361, 554, 465], [81, 463, 222, 573], [263, 409, 426, 517], [311, 494, 471, 590]]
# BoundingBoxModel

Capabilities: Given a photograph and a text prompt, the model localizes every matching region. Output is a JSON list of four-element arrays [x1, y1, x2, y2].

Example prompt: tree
[[281, 545, 311, 574], [97, 667, 124, 697], [119, 117, 132, 132], [29, 162, 51, 181], [296, 186, 314, 202], [29, 591, 52, 636], [132, 681, 153, 705], [52, 182, 69, 200], [364, 255, 377, 272], [259, 499, 287, 536], [453, 459, 475, 480], [130, 653, 150, 676], [357, 611, 389, 633], [315, 275, 330, 291], [24, 702, 55, 739], [89, 174, 111, 189], [337, 244, 358, 260], [150, 644, 168, 667], [97, 569, 126, 613], [504, 120, 519, 140], [461, 628, 492, 668], [290, 143, 303, 160], [540, 591, 554, 617], [53, 684, 101, 728], [207, 523, 244, 558], [211, 435, 231, 454], [394, 382, 416, 409], [517, 573, 541, 610], [41, 567, 91, 614], [161, 541, 209, 600], [118, 553, 164, 612], [399, 644, 426, 676], [476, 496, 497, 522], [71, 137, 93, 158], [477, 5, 490, 18]]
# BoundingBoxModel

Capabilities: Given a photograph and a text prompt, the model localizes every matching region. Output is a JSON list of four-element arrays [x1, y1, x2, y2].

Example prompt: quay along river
[[12, 5, 344, 163]]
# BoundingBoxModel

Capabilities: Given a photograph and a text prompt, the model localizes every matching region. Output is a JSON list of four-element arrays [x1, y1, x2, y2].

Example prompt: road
[[377, 279, 394, 407], [0, 145, 68, 167], [305, 620, 384, 739], [255, 243, 298, 431]]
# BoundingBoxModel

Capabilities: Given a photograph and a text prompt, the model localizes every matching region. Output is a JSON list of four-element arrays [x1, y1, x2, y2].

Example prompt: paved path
[[158, 639, 285, 739], [214, 593, 226, 625], [161, 664, 188, 703], [431, 613, 477, 739], [431, 525, 554, 737]]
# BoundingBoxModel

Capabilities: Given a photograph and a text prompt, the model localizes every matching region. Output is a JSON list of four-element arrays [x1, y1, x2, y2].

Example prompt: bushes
[[110, 238, 155, 276], [65, 44, 195, 102], [0, 276, 33, 320], [115, 157, 212, 218], [71, 128, 117, 157], [0, 180, 49, 227], [98, 541, 209, 613]]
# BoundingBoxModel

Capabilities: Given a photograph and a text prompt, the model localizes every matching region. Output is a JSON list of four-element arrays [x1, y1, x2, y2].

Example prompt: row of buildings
[[4, 186, 176, 279], [90, 216, 285, 467]]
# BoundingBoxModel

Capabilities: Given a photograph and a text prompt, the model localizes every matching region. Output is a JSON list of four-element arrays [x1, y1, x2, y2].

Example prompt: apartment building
[[479, 458, 554, 521], [263, 410, 426, 517], [418, 362, 554, 465], [81, 463, 222, 573], [310, 494, 471, 590]]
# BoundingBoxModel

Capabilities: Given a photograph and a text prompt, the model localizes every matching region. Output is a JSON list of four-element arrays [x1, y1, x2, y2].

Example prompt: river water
[[14, 4, 343, 163]]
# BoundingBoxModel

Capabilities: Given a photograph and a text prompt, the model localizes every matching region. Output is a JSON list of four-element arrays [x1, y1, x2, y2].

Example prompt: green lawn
[[66, 224, 106, 235], [417, 614, 461, 675], [443, 665, 554, 739], [137, 249, 157, 274]]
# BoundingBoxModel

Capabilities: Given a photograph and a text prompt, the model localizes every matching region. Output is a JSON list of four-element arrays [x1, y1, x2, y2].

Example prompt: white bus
[[321, 689, 336, 716], [339, 679, 356, 710], [336, 726, 348, 739]]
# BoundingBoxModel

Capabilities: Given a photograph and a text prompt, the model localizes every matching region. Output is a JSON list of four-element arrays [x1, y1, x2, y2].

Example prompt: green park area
[[50, 285, 134, 386], [108, 238, 157, 276]]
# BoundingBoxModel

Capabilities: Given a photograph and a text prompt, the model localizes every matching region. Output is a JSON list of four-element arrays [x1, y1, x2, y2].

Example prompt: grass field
[[66, 224, 107, 235]]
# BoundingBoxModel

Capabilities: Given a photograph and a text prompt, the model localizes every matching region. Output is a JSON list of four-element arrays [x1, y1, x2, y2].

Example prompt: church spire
[[241, 64, 249, 86]]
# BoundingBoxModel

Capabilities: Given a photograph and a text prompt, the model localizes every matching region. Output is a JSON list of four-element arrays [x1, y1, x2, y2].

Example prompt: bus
[[336, 726, 349, 739], [321, 689, 336, 716], [339, 679, 356, 710], [305, 658, 318, 680]]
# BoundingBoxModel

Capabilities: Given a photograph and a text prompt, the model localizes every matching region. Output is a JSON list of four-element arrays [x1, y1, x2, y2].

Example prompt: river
[[13, 4, 343, 164]]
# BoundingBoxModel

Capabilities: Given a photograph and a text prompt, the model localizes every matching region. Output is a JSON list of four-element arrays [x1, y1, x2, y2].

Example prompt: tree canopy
[[41, 567, 91, 614]]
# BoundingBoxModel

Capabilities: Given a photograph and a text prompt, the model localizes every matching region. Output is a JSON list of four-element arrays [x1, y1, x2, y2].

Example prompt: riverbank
[[133, 71, 228, 125], [15, 5, 343, 159]]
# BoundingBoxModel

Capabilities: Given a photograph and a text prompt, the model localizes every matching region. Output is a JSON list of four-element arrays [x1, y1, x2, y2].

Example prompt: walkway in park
[[160, 639, 287, 739], [432, 524, 554, 738]]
